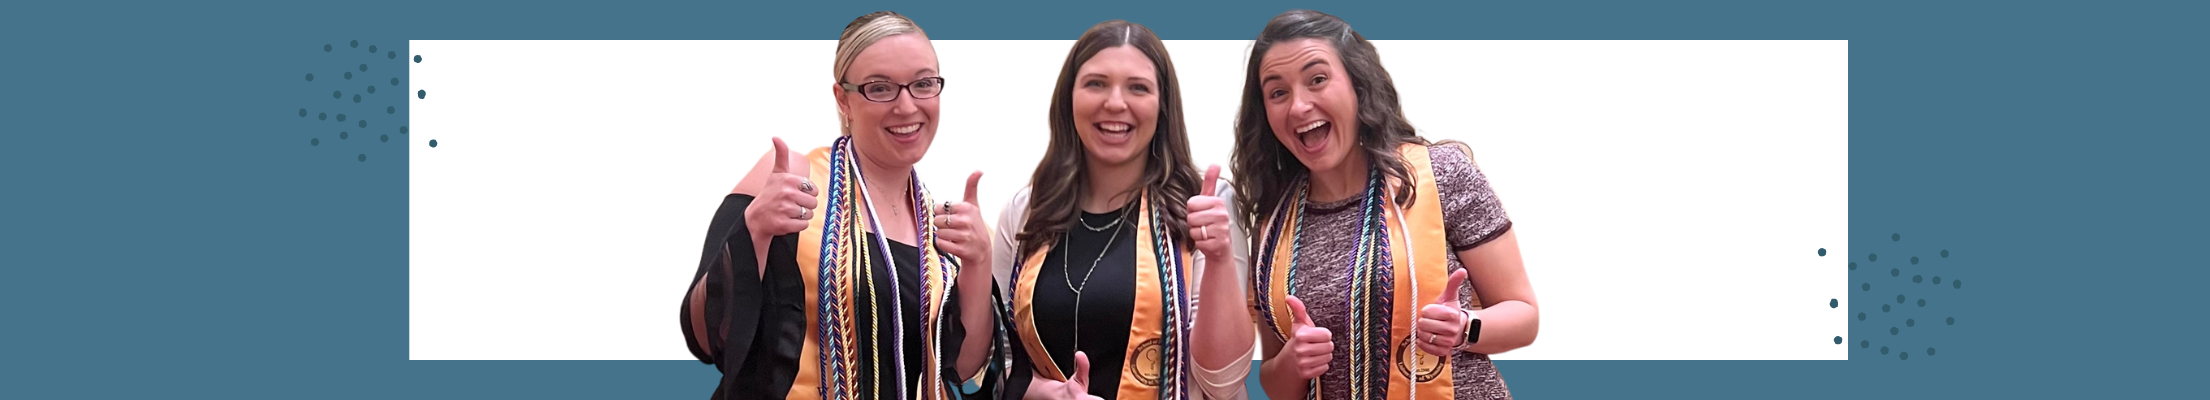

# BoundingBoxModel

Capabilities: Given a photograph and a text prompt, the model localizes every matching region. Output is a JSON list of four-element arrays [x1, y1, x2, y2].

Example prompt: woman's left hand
[[1186, 165, 1232, 260], [1414, 270, 1472, 356], [934, 171, 991, 268]]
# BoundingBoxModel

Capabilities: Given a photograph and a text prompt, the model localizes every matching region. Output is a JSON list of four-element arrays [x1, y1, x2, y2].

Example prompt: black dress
[[1018, 205, 1141, 397], [680, 194, 1005, 399]]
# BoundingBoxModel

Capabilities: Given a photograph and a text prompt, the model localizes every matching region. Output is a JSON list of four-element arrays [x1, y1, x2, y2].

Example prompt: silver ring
[[942, 202, 954, 214], [799, 180, 815, 193], [796, 208, 811, 220], [1200, 226, 1210, 240], [1426, 332, 1438, 345]]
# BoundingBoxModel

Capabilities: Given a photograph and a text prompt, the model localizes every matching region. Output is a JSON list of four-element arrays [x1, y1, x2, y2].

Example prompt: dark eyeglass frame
[[838, 77, 947, 103]]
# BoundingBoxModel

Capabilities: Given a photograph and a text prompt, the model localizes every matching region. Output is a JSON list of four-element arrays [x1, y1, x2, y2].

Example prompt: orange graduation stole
[[1011, 195, 1196, 399], [787, 136, 960, 400], [1249, 144, 1455, 399]]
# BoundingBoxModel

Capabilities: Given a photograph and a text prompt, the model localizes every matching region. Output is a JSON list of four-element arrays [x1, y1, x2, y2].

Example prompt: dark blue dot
[[1906, 318, 1915, 327], [387, 106, 395, 114], [352, 94, 361, 103], [305, 73, 315, 81], [367, 86, 376, 94], [429, 139, 438, 148], [418, 89, 426, 99], [1953, 280, 1963, 289], [388, 51, 397, 59], [1910, 256, 1919, 265], [414, 55, 422, 63], [1880, 346, 1889, 354], [1829, 299, 1837, 308], [1890, 268, 1899, 277], [324, 44, 332, 52], [401, 126, 409, 134], [1941, 249, 1950, 258], [332, 90, 341, 99], [339, 131, 349, 139], [359, 120, 368, 128], [311, 138, 319, 146], [1896, 294, 1905, 304], [1881, 304, 1890, 313], [336, 114, 346, 121], [298, 108, 308, 117], [1932, 276, 1942, 284], [1946, 317, 1955, 325], [1891, 233, 1900, 242], [1861, 283, 1870, 291], [1899, 351, 1908, 360], [358, 154, 367, 162], [1869, 253, 1878, 262], [1890, 327, 1898, 335], [318, 113, 327, 120], [1818, 248, 1826, 256], [1857, 312, 1865, 321], [1912, 275, 1923, 283], [349, 40, 358, 48], [1926, 347, 1936, 356], [380, 134, 389, 143], [1849, 262, 1857, 270], [359, 64, 368, 72], [1833, 336, 1842, 344], [369, 44, 378, 53], [1917, 299, 1926, 307], [344, 71, 353, 80], [390, 77, 399, 86], [1860, 340, 1869, 348]]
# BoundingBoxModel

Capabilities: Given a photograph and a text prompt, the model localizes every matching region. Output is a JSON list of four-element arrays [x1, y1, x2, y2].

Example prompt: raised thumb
[[1285, 295, 1314, 326], [1433, 269, 1468, 305]]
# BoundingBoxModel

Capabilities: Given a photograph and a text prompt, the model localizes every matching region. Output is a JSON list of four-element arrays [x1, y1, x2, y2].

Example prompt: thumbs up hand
[[1185, 165, 1232, 260], [1028, 351, 1105, 400], [1280, 295, 1335, 380], [742, 137, 819, 237], [931, 171, 990, 268], [1414, 269, 1473, 356]]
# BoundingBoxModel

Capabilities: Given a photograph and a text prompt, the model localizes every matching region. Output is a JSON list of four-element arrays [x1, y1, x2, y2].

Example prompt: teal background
[[3, 0, 2204, 398]]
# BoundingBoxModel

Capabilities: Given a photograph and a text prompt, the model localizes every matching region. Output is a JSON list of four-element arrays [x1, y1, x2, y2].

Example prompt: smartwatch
[[1460, 309, 1482, 347]]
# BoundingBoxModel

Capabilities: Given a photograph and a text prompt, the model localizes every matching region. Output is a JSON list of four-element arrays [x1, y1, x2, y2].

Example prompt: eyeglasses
[[839, 77, 946, 103]]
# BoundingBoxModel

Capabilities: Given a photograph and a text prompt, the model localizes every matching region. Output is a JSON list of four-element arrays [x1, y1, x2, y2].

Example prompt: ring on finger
[[799, 179, 815, 193]]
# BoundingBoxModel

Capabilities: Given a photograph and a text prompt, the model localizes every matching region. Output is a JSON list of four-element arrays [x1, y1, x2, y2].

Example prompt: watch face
[[1464, 318, 1483, 345]]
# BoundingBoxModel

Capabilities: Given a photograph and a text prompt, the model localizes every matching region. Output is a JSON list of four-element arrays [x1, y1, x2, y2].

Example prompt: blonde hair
[[833, 11, 928, 135]]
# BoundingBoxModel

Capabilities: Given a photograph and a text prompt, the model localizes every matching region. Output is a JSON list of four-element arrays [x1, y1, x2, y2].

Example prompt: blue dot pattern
[[298, 39, 404, 163], [1852, 232, 1969, 361]]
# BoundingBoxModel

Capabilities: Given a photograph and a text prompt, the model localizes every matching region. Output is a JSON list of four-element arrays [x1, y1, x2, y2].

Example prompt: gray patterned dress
[[1289, 145, 1515, 400]]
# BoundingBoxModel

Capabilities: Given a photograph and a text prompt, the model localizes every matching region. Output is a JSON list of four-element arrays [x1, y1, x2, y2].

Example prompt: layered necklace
[[1061, 203, 1129, 351]]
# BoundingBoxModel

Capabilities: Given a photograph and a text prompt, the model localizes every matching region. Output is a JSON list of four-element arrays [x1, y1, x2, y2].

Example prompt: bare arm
[[1456, 230, 1538, 354]]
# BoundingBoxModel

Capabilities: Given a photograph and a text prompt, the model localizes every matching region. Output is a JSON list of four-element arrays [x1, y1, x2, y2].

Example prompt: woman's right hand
[[1278, 295, 1334, 380], [742, 137, 818, 237], [1027, 351, 1103, 400]]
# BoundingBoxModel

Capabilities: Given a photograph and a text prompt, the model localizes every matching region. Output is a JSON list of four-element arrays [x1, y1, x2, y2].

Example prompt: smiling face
[[1070, 45, 1161, 169], [1258, 38, 1363, 175], [835, 33, 941, 168]]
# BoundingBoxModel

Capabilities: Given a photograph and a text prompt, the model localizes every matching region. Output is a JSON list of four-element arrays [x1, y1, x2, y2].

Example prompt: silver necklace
[[1078, 209, 1124, 231], [1063, 206, 1127, 349]]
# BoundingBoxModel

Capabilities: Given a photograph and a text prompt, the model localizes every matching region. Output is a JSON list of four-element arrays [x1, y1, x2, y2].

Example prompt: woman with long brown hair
[[990, 20, 1254, 399], [1236, 9, 1540, 400]]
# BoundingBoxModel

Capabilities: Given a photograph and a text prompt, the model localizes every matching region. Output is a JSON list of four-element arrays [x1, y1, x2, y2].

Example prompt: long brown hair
[[1018, 20, 1198, 257], [1230, 9, 1430, 232]]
